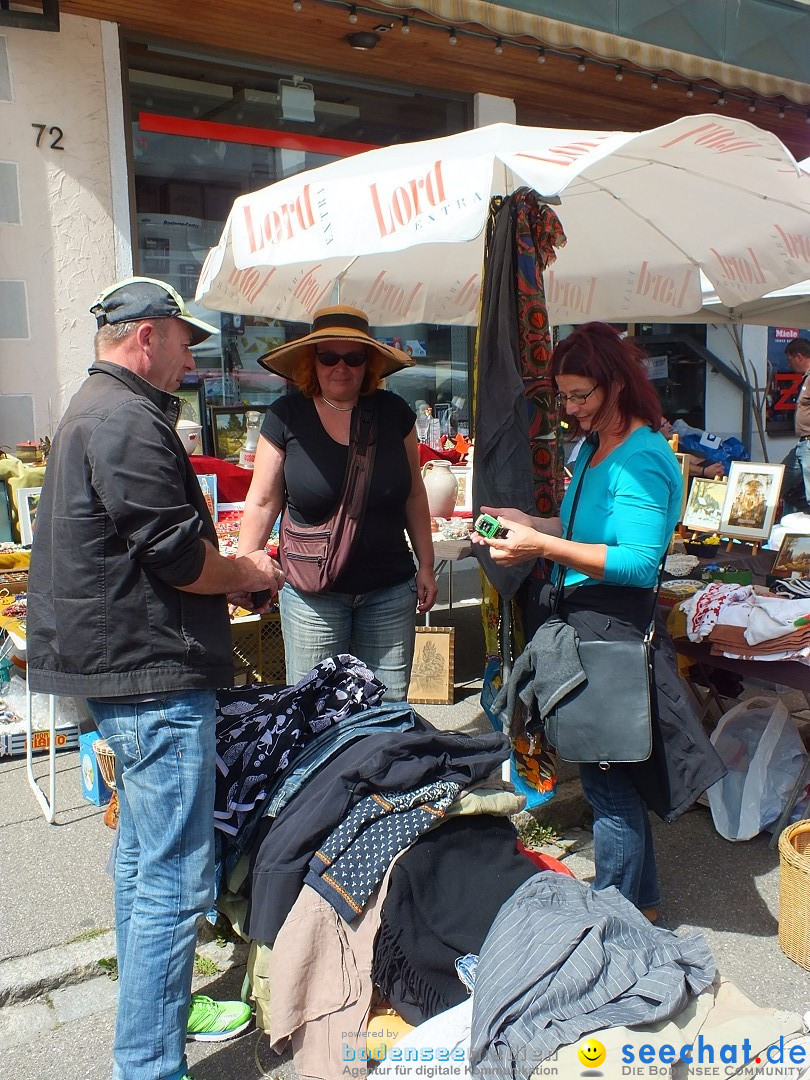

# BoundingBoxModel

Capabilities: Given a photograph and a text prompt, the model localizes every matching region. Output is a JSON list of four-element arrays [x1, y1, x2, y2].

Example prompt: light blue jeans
[[88, 691, 216, 1080], [796, 438, 810, 504], [579, 761, 660, 911], [279, 578, 418, 701]]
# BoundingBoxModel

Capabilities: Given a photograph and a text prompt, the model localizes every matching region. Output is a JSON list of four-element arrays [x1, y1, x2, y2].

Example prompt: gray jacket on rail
[[26, 361, 233, 698]]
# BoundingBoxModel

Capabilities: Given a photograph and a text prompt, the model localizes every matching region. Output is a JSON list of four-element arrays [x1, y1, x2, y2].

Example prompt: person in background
[[785, 337, 810, 504], [235, 305, 437, 700], [659, 417, 725, 479], [473, 321, 724, 921], [26, 278, 285, 1080]]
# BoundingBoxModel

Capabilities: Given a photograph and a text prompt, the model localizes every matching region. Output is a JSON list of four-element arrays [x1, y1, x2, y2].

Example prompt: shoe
[[641, 907, 659, 924], [187, 994, 252, 1042]]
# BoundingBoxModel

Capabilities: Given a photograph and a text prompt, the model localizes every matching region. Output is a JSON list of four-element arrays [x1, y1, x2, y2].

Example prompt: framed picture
[[407, 626, 455, 705], [772, 533, 810, 579], [719, 461, 785, 542], [682, 477, 728, 534], [196, 474, 218, 522], [16, 486, 42, 546], [450, 466, 472, 515], [673, 453, 691, 522], [176, 383, 210, 455], [0, 481, 13, 543], [209, 406, 267, 463]]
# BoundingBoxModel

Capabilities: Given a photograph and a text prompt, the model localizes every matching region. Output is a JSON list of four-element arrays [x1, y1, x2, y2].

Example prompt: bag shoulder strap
[[552, 435, 666, 636], [343, 396, 378, 518]]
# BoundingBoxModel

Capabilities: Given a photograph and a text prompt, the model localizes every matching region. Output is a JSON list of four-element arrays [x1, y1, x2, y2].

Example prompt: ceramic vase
[[421, 459, 458, 517]]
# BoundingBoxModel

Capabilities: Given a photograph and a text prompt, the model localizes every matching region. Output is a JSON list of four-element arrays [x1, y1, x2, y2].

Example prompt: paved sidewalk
[[2, 570, 808, 1078]]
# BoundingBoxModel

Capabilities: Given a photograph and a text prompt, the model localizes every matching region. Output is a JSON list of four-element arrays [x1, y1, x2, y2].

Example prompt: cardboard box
[[79, 731, 113, 806], [0, 721, 79, 758]]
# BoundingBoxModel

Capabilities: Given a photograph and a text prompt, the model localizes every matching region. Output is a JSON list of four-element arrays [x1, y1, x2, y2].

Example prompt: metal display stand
[[25, 678, 57, 823]]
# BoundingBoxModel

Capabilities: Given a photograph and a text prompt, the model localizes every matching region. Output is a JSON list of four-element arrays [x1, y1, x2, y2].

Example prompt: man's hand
[[233, 550, 285, 602]]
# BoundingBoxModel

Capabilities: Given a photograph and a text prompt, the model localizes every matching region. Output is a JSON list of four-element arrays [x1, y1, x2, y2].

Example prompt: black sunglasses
[[315, 350, 367, 368]]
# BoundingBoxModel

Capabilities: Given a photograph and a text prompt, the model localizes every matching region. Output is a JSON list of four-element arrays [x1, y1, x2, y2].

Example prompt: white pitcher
[[421, 459, 458, 518]]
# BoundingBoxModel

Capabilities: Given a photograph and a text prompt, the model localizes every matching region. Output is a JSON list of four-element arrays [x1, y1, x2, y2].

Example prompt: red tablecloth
[[190, 456, 254, 502]]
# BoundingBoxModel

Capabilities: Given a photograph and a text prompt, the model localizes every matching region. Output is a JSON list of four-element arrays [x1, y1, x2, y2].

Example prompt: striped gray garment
[[469, 873, 715, 1080]]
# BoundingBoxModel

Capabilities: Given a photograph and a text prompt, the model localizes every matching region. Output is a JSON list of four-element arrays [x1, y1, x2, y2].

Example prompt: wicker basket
[[778, 819, 810, 970], [92, 738, 117, 791]]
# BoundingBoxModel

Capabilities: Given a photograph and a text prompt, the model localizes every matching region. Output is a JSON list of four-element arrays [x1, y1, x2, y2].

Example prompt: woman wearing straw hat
[[235, 306, 438, 700]]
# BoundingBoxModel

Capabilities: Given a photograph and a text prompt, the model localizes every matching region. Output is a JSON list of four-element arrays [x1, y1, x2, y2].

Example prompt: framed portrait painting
[[407, 626, 455, 705], [682, 477, 728, 534], [719, 462, 785, 542]]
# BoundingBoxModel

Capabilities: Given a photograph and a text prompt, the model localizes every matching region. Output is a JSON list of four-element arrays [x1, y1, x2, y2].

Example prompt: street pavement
[[1, 567, 808, 1079]]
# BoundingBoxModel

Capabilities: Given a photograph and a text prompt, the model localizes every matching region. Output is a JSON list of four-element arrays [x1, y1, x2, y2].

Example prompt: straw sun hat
[[257, 305, 415, 380]]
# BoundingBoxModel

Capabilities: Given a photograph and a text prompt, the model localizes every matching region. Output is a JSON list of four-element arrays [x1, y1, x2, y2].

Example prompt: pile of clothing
[[681, 583, 810, 664], [213, 655, 717, 1080]]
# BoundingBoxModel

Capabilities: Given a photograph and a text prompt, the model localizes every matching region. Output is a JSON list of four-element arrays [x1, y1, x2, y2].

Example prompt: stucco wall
[[0, 13, 125, 438]]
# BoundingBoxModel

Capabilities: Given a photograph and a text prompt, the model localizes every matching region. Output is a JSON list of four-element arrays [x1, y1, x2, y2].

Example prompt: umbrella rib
[[577, 157, 805, 215]]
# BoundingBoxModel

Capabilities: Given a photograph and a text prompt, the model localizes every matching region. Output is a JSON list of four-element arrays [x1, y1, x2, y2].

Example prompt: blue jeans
[[279, 578, 417, 701], [88, 691, 216, 1080], [579, 761, 660, 910], [796, 438, 810, 504]]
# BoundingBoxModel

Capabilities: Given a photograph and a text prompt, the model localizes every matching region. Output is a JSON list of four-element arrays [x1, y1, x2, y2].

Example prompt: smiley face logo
[[577, 1039, 606, 1069]]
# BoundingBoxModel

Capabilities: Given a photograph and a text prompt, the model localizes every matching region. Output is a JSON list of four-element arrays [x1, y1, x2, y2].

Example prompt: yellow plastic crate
[[231, 611, 286, 686]]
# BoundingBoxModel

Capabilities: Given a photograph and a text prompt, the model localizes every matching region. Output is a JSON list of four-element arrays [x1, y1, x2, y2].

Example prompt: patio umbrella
[[196, 114, 810, 327]]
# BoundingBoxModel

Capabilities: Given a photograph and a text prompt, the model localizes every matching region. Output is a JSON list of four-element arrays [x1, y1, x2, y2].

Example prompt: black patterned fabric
[[214, 654, 384, 837]]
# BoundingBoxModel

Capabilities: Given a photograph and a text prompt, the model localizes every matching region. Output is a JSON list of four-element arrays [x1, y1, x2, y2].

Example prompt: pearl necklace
[[320, 396, 355, 413]]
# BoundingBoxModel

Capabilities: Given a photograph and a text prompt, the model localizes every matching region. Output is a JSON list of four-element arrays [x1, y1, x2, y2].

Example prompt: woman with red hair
[[474, 322, 724, 921]]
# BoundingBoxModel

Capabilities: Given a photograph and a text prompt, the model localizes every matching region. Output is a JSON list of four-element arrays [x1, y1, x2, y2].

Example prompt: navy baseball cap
[[90, 277, 219, 345]]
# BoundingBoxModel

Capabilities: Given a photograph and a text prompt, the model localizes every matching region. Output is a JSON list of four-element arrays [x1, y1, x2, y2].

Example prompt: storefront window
[[125, 41, 469, 459]]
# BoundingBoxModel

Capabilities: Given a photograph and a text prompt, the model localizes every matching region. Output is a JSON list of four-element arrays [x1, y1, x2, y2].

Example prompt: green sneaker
[[186, 994, 252, 1042]]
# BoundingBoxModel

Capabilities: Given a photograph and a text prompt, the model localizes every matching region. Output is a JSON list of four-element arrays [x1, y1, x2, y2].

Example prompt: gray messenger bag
[[543, 440, 663, 767]]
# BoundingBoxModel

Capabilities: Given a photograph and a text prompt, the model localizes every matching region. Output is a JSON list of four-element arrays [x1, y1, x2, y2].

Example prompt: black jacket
[[26, 362, 233, 697], [245, 727, 510, 944], [558, 584, 726, 823]]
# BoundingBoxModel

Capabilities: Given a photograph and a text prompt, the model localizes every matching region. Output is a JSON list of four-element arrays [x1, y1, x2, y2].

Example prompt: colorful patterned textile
[[305, 781, 461, 922], [514, 189, 566, 519]]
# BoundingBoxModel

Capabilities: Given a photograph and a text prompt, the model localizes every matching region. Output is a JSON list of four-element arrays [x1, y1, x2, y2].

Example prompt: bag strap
[[342, 396, 378, 519], [552, 434, 666, 638], [552, 439, 596, 615]]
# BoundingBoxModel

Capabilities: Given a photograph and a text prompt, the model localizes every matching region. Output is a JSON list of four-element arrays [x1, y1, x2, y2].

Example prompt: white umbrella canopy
[[196, 115, 810, 328]]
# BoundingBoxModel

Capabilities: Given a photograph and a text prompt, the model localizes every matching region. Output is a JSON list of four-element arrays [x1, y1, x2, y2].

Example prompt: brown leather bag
[[279, 397, 377, 593]]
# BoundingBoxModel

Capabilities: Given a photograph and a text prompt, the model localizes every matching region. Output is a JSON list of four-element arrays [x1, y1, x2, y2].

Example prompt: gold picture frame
[[407, 626, 455, 705], [719, 461, 785, 542], [682, 477, 727, 534], [772, 533, 810, 579]]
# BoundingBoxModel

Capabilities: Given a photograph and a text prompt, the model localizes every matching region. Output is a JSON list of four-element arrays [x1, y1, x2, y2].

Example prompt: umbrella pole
[[499, 593, 512, 783]]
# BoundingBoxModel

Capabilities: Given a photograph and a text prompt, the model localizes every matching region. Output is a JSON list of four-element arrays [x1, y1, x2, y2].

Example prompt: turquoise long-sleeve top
[[559, 426, 682, 589]]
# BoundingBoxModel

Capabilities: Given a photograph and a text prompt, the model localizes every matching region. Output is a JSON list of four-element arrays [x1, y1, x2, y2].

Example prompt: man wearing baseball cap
[[27, 278, 284, 1080]]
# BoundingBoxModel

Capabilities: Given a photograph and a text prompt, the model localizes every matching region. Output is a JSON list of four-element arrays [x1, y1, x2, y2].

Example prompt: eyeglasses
[[315, 350, 367, 368], [555, 385, 599, 407]]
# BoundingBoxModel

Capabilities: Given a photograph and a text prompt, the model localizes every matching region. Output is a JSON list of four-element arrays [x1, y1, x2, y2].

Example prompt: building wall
[[0, 13, 125, 438], [705, 323, 795, 464]]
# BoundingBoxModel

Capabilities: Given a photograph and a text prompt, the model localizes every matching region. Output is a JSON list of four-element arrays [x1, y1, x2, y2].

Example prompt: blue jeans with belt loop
[[279, 578, 418, 701], [578, 760, 660, 911], [87, 691, 216, 1080]]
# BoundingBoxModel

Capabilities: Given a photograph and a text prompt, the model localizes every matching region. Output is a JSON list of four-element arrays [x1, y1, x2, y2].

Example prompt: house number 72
[[32, 123, 65, 150]]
